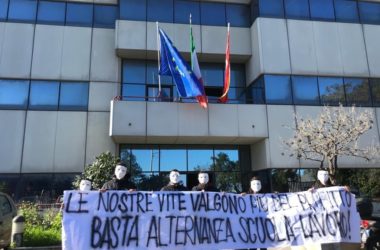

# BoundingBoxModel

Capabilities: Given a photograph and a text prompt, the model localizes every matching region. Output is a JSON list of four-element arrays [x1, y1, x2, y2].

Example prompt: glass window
[[358, 2, 380, 25], [201, 2, 226, 26], [147, 85, 172, 102], [123, 60, 146, 84], [309, 0, 335, 21], [370, 79, 380, 107], [131, 148, 159, 172], [258, 0, 285, 18], [334, 0, 359, 23], [228, 87, 245, 103], [66, 3, 93, 27], [0, 0, 9, 20], [284, 0, 310, 20], [0, 195, 11, 215], [8, 0, 37, 22], [120, 0, 146, 21], [318, 77, 345, 105], [146, 61, 172, 84], [147, 0, 173, 23], [59, 82, 89, 111], [230, 65, 246, 87], [292, 76, 320, 105], [94, 5, 118, 28], [264, 75, 292, 104], [201, 64, 224, 87], [188, 149, 213, 171], [226, 3, 250, 27], [214, 149, 239, 168], [247, 76, 265, 104], [122, 84, 146, 101], [29, 81, 59, 110], [37, 1, 65, 25], [160, 148, 186, 171], [344, 78, 371, 106], [0, 80, 29, 109], [174, 0, 200, 25]]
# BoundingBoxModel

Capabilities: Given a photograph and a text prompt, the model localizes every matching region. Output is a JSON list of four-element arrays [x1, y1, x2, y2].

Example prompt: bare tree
[[283, 105, 379, 184]]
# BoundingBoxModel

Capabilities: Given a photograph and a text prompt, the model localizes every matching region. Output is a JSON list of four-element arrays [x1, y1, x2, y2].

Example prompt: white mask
[[250, 180, 262, 193], [115, 165, 127, 180], [169, 171, 180, 184], [79, 180, 91, 191], [317, 170, 329, 185], [198, 173, 209, 185]]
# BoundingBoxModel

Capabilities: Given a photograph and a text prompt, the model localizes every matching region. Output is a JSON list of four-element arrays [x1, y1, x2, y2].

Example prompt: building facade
[[1, 0, 380, 199]]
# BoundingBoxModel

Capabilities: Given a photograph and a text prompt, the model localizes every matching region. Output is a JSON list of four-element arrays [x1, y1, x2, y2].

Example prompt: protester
[[241, 176, 263, 195], [161, 169, 188, 191], [309, 167, 350, 193], [101, 162, 137, 191], [192, 171, 219, 192], [79, 179, 92, 191]]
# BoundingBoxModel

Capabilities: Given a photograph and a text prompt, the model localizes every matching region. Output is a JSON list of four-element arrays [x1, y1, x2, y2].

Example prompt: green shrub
[[18, 202, 62, 247]]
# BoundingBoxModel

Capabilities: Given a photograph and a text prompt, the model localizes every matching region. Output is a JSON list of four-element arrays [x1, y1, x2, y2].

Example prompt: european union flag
[[159, 28, 206, 100]]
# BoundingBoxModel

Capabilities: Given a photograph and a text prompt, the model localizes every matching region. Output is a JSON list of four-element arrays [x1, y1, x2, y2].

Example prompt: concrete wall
[[246, 18, 380, 83], [116, 20, 251, 62], [110, 101, 268, 145]]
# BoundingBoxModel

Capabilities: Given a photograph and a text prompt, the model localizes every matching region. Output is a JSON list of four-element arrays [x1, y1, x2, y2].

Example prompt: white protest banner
[[62, 187, 360, 250]]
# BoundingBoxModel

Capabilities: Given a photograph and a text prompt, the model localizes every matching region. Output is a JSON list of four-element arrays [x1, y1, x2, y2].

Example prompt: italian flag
[[219, 23, 230, 103], [190, 17, 208, 108]]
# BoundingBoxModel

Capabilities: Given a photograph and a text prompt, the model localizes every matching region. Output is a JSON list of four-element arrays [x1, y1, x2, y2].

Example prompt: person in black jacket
[[241, 176, 263, 195], [161, 169, 188, 191], [308, 168, 333, 191], [102, 163, 137, 191], [192, 171, 219, 192]]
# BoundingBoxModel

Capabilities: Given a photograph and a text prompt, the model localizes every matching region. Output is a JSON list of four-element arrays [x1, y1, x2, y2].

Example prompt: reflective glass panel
[[264, 75, 292, 104], [231, 65, 246, 87], [122, 84, 145, 100], [213, 149, 239, 171], [0, 0, 9, 20], [137, 172, 167, 191], [29, 81, 59, 110], [358, 2, 380, 24], [248, 76, 265, 104], [228, 87, 245, 103], [131, 148, 159, 172], [215, 172, 241, 193], [120, 0, 146, 21], [8, 0, 37, 22], [59, 82, 89, 111], [292, 76, 320, 105], [174, 0, 200, 25], [370, 79, 380, 107], [160, 148, 186, 171], [318, 77, 345, 105], [147, 85, 172, 102], [226, 3, 250, 27], [201, 64, 224, 87], [188, 149, 213, 171], [201, 2, 226, 26], [0, 80, 29, 109], [344, 78, 371, 106], [259, 0, 284, 18], [94, 5, 118, 28], [284, 0, 310, 20], [66, 3, 93, 27], [310, 0, 335, 21], [123, 60, 146, 84], [147, 0, 173, 22], [334, 0, 359, 23], [37, 1, 65, 25]]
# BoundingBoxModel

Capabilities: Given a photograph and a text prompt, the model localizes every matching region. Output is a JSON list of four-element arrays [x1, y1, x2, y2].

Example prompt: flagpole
[[189, 14, 192, 70], [156, 22, 161, 93]]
